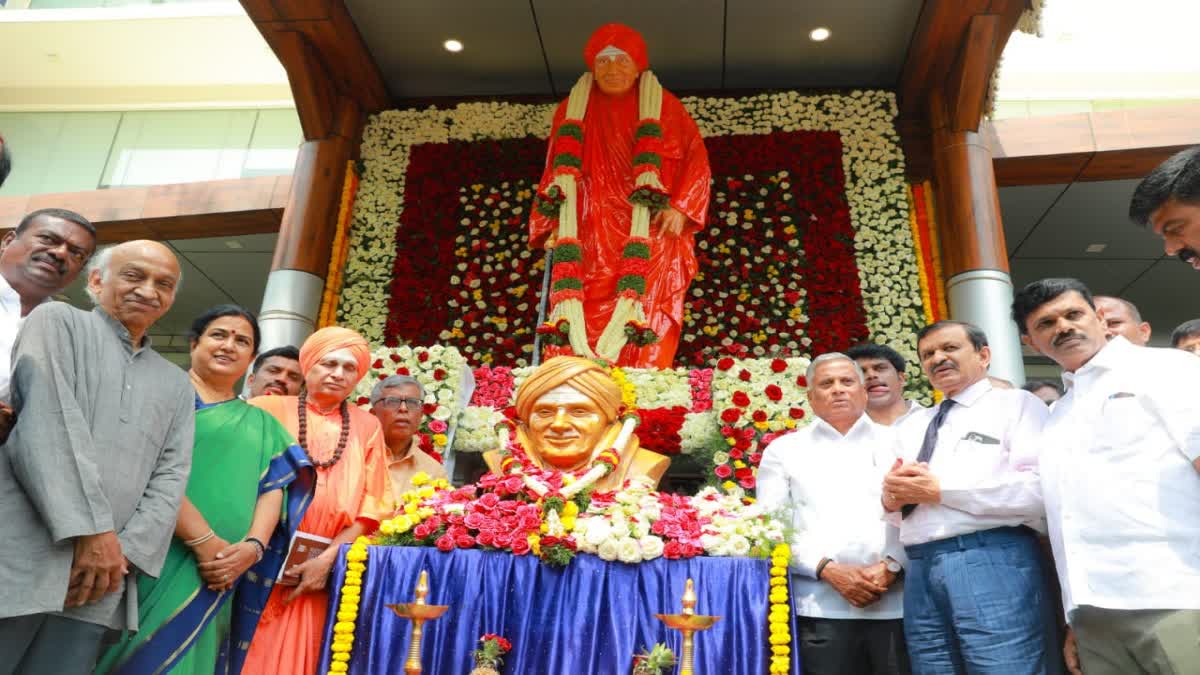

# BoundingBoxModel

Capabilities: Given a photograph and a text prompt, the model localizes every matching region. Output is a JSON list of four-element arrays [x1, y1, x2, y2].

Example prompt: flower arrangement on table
[[469, 633, 512, 675], [632, 644, 676, 675]]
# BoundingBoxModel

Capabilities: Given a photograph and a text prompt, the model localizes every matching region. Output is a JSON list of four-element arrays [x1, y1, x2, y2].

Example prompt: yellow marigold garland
[[907, 184, 935, 326], [327, 535, 370, 675], [921, 181, 949, 320], [318, 161, 359, 328], [767, 543, 791, 674], [608, 365, 638, 412]]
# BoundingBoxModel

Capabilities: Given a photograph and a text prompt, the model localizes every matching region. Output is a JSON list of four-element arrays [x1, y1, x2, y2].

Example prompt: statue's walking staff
[[531, 242, 554, 367]]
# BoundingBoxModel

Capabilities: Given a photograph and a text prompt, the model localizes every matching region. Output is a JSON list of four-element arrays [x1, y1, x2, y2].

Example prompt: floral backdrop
[[337, 89, 934, 492]]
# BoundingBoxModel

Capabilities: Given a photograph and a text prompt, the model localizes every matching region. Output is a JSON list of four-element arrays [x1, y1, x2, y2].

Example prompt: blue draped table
[[318, 546, 801, 674]]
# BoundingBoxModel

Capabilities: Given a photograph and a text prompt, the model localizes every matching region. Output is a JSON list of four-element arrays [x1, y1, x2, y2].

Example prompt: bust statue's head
[[514, 356, 622, 470], [584, 23, 647, 97]]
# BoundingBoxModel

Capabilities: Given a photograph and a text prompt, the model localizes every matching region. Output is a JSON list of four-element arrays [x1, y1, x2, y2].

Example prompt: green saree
[[94, 397, 313, 675]]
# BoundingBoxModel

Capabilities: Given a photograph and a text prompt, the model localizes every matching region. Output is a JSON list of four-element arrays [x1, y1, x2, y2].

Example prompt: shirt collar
[[93, 306, 152, 353], [0, 272, 31, 316], [812, 412, 875, 441], [1061, 336, 1130, 388], [947, 377, 992, 408], [388, 436, 422, 465]]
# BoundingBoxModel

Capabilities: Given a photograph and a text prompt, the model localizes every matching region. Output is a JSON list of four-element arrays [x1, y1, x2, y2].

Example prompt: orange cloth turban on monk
[[514, 356, 622, 422], [583, 23, 648, 72], [299, 326, 371, 387]]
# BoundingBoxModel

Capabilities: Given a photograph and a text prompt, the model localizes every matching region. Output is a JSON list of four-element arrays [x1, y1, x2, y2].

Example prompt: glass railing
[[23, 0, 232, 8]]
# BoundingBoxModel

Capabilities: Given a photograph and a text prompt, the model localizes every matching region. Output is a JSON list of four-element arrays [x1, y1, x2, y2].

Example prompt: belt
[[904, 525, 1034, 560]]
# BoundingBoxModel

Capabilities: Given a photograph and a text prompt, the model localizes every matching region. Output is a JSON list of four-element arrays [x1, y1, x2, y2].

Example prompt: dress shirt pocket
[[1094, 393, 1156, 460]]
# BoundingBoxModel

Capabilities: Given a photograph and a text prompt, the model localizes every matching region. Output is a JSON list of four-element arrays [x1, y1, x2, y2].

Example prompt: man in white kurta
[[1013, 277, 1200, 675], [759, 353, 909, 675]]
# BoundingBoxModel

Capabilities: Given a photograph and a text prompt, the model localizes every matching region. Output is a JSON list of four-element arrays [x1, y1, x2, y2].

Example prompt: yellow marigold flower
[[334, 621, 355, 633], [347, 561, 366, 572], [332, 652, 350, 663], [770, 576, 787, 586], [769, 632, 790, 645], [330, 662, 348, 673], [333, 633, 353, 644], [333, 621, 356, 636], [771, 645, 791, 656]]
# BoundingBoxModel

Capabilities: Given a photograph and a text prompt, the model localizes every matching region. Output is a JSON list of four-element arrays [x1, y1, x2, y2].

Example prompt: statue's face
[[526, 384, 612, 469], [593, 53, 638, 96]]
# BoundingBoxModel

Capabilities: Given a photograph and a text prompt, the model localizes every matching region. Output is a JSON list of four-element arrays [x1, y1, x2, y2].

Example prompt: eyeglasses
[[375, 396, 423, 411]]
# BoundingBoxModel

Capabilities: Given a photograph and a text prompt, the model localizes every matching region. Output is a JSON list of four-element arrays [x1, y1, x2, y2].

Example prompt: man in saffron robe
[[529, 23, 711, 369], [241, 327, 393, 675]]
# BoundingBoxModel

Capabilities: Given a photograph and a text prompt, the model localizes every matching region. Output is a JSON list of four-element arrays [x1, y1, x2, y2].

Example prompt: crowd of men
[[0, 126, 1197, 675]]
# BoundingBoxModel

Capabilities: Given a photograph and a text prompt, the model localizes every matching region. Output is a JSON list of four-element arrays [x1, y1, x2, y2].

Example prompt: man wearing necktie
[[882, 320, 1057, 674]]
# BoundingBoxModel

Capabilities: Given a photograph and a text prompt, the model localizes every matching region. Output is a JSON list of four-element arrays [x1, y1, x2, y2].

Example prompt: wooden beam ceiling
[[986, 103, 1200, 186], [0, 175, 290, 243]]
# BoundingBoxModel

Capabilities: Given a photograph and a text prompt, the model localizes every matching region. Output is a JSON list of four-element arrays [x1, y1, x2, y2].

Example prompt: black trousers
[[797, 617, 912, 675]]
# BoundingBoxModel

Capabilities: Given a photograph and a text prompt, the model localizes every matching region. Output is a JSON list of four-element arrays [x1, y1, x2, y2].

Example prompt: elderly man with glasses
[[370, 374, 447, 497]]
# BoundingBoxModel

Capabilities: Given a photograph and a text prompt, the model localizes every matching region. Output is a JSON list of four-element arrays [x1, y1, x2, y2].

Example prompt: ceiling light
[[1085, 243, 1107, 253], [224, 240, 244, 249], [443, 39, 464, 53], [809, 27, 831, 42]]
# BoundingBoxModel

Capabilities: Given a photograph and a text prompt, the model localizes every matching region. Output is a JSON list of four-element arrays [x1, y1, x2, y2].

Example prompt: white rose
[[639, 535, 664, 560], [617, 537, 642, 564], [730, 536, 751, 557], [597, 538, 619, 562], [584, 518, 612, 548]]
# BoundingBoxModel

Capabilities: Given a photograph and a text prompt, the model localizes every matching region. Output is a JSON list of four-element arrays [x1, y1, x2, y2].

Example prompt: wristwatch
[[885, 558, 903, 574]]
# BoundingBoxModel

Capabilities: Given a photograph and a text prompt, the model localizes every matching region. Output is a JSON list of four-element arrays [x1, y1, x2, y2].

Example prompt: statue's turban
[[514, 356, 622, 422], [584, 23, 648, 72], [299, 326, 371, 388]]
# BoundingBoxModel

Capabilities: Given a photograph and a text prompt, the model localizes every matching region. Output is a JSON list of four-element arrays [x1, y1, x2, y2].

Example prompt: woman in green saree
[[95, 305, 314, 675]]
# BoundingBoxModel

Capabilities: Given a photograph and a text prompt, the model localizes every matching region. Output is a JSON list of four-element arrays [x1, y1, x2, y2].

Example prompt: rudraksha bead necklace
[[297, 391, 351, 470]]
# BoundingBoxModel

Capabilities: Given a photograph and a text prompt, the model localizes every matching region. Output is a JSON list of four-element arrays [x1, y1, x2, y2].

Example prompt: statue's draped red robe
[[530, 84, 711, 369]]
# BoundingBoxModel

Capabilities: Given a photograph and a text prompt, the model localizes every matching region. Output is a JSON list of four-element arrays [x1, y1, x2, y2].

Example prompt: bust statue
[[483, 356, 669, 491]]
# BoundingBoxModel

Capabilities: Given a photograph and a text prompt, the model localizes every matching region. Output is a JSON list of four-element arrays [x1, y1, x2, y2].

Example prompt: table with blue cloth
[[318, 546, 801, 674]]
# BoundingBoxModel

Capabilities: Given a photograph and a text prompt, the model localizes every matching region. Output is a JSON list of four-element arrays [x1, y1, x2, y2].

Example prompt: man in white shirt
[[847, 343, 926, 426], [882, 320, 1057, 674], [0, 209, 96, 441], [1013, 277, 1200, 675], [759, 352, 910, 675]]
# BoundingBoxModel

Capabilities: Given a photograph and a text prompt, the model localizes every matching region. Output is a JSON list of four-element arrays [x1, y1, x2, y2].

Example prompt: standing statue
[[530, 23, 711, 368], [483, 356, 669, 491]]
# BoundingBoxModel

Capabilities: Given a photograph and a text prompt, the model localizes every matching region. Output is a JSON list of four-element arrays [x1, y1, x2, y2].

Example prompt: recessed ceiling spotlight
[[809, 27, 831, 42], [443, 39, 464, 53], [224, 240, 244, 250], [1085, 243, 1107, 253]]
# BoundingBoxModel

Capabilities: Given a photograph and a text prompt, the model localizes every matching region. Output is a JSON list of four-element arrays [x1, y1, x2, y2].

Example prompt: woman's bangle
[[184, 529, 215, 548], [244, 537, 266, 563]]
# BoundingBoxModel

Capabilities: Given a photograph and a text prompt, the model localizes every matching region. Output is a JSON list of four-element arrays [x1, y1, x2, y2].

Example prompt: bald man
[[1094, 296, 1152, 346], [0, 241, 194, 675]]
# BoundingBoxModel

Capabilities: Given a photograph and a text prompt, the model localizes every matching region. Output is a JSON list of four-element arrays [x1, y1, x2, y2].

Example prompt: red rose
[[796, 375, 807, 387], [714, 464, 732, 478], [789, 407, 806, 419], [372, 359, 384, 369], [720, 408, 741, 423], [663, 541, 686, 559], [455, 534, 476, 548], [765, 384, 783, 401], [422, 403, 437, 415], [418, 351, 430, 363], [463, 512, 486, 530], [735, 467, 754, 480], [435, 534, 455, 552], [398, 367, 411, 375], [752, 410, 768, 423], [478, 493, 501, 509], [729, 448, 744, 460], [770, 358, 787, 373], [738, 369, 752, 382], [749, 452, 763, 465], [735, 438, 752, 451], [510, 536, 531, 555], [434, 368, 447, 381], [732, 391, 751, 408], [716, 357, 734, 371], [389, 354, 402, 363], [540, 535, 560, 548], [739, 476, 757, 489], [356, 396, 370, 406], [476, 530, 495, 547], [413, 522, 434, 539]]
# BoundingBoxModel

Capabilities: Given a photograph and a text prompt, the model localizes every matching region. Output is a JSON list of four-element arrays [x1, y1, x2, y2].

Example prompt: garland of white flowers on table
[[534, 71, 667, 361]]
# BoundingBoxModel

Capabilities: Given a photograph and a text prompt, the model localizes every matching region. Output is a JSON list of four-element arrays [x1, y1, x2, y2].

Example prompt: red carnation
[[720, 408, 741, 423], [716, 357, 734, 371], [765, 384, 783, 401], [732, 391, 751, 408], [789, 407, 806, 419], [770, 358, 787, 373]]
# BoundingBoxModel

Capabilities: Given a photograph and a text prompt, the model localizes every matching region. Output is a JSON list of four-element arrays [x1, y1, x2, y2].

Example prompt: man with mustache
[[883, 320, 1057, 674], [0, 240, 193, 675], [1013, 278, 1200, 675], [1093, 295, 1151, 346], [759, 353, 910, 675], [0, 209, 97, 442], [847, 343, 926, 426], [1129, 145, 1200, 270], [244, 345, 303, 398], [370, 374, 446, 498]]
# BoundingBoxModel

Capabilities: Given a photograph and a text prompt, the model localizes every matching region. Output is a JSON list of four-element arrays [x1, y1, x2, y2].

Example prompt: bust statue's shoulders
[[629, 447, 670, 489], [482, 449, 503, 476]]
